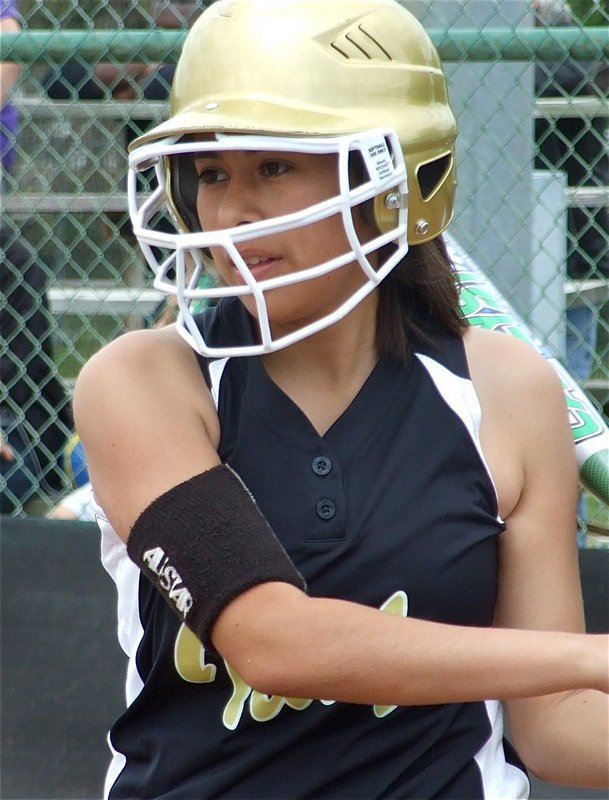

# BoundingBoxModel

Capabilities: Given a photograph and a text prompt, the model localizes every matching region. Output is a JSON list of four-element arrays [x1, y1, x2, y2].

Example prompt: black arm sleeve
[[127, 464, 307, 650]]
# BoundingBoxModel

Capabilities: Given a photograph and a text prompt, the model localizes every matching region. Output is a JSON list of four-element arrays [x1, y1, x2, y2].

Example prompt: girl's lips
[[233, 255, 281, 283]]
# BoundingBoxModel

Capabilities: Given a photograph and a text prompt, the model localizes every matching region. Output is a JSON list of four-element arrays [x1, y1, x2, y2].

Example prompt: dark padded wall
[[1, 515, 608, 799], [1, 516, 124, 800], [578, 546, 609, 634]]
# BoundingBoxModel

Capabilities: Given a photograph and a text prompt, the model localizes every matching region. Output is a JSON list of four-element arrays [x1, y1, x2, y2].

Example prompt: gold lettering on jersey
[[174, 624, 217, 683], [373, 590, 408, 718], [223, 662, 251, 730], [250, 693, 314, 723], [174, 590, 409, 731]]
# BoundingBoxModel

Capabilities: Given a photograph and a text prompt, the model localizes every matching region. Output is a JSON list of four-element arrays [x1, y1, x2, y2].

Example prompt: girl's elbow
[[211, 583, 315, 696], [217, 635, 311, 698], [238, 655, 306, 698]]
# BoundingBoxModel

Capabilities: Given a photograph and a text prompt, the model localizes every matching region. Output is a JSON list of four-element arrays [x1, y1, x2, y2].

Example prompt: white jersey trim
[[208, 357, 230, 410], [93, 496, 145, 798], [415, 353, 503, 522], [476, 701, 531, 799]]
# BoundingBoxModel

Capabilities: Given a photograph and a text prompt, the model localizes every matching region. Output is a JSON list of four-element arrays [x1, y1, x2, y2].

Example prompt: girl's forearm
[[215, 587, 607, 707]]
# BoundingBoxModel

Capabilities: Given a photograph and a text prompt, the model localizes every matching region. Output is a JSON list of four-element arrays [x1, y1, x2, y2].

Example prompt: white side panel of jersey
[[104, 735, 127, 800], [415, 353, 502, 521], [96, 498, 145, 698], [94, 497, 145, 798], [415, 358, 528, 796], [475, 701, 530, 799], [208, 357, 230, 410]]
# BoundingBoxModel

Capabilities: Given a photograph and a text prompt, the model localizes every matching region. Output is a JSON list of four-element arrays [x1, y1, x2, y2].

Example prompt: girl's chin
[[238, 293, 311, 327]]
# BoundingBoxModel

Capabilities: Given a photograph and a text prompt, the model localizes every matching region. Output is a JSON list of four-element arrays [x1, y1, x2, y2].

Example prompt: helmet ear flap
[[373, 148, 456, 244]]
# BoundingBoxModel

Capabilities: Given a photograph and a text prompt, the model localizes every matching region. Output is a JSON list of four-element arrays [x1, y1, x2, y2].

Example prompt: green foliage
[[570, 0, 609, 25]]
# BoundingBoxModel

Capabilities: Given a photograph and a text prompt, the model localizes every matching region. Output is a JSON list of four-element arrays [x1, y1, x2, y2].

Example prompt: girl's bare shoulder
[[463, 326, 562, 406], [73, 324, 222, 534], [74, 324, 219, 445], [463, 326, 573, 479], [463, 327, 575, 520], [76, 324, 200, 392]]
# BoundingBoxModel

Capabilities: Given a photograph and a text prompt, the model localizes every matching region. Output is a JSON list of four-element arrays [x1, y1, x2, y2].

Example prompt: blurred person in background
[[41, 2, 207, 242], [41, 1, 205, 142]]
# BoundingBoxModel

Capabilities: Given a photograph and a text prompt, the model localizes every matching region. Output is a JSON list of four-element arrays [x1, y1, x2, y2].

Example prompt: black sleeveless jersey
[[97, 298, 529, 799]]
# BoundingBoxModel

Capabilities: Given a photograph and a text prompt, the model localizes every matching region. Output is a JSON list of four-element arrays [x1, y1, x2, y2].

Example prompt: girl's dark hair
[[375, 235, 467, 362]]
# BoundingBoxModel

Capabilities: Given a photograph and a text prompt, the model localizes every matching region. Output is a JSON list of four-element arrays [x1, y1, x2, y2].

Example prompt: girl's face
[[192, 147, 379, 335]]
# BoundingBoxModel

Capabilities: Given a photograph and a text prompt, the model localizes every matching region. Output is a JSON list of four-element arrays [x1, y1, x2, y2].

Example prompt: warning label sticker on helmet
[[361, 136, 393, 186]]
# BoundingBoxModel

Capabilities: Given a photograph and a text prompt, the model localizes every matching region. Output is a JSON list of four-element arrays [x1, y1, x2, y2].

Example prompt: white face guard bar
[[128, 129, 408, 358]]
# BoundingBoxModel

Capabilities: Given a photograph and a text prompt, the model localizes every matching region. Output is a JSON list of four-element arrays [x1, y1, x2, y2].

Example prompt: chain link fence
[[1, 0, 608, 535]]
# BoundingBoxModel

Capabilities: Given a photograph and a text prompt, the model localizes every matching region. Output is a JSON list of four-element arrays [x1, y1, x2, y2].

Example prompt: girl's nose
[[216, 173, 264, 229]]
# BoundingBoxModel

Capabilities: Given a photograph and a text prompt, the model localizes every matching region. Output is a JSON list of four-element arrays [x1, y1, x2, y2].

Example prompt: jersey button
[[316, 498, 336, 520], [312, 456, 332, 476]]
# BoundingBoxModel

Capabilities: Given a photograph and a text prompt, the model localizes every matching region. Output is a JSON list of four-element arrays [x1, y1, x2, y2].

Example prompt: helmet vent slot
[[330, 24, 392, 61], [417, 153, 452, 201]]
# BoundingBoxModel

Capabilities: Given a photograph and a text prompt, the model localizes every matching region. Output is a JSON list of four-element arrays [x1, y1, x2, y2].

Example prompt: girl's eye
[[260, 161, 291, 178], [196, 167, 228, 186]]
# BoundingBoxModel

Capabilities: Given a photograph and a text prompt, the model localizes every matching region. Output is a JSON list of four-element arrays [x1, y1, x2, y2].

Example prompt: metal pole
[[1, 27, 607, 63]]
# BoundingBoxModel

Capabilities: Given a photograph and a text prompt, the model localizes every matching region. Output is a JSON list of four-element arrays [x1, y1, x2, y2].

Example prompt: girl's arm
[[486, 337, 608, 787]]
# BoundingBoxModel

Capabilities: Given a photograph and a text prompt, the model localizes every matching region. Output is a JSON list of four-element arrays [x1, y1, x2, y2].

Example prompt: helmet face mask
[[127, 0, 458, 357], [129, 129, 408, 357]]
